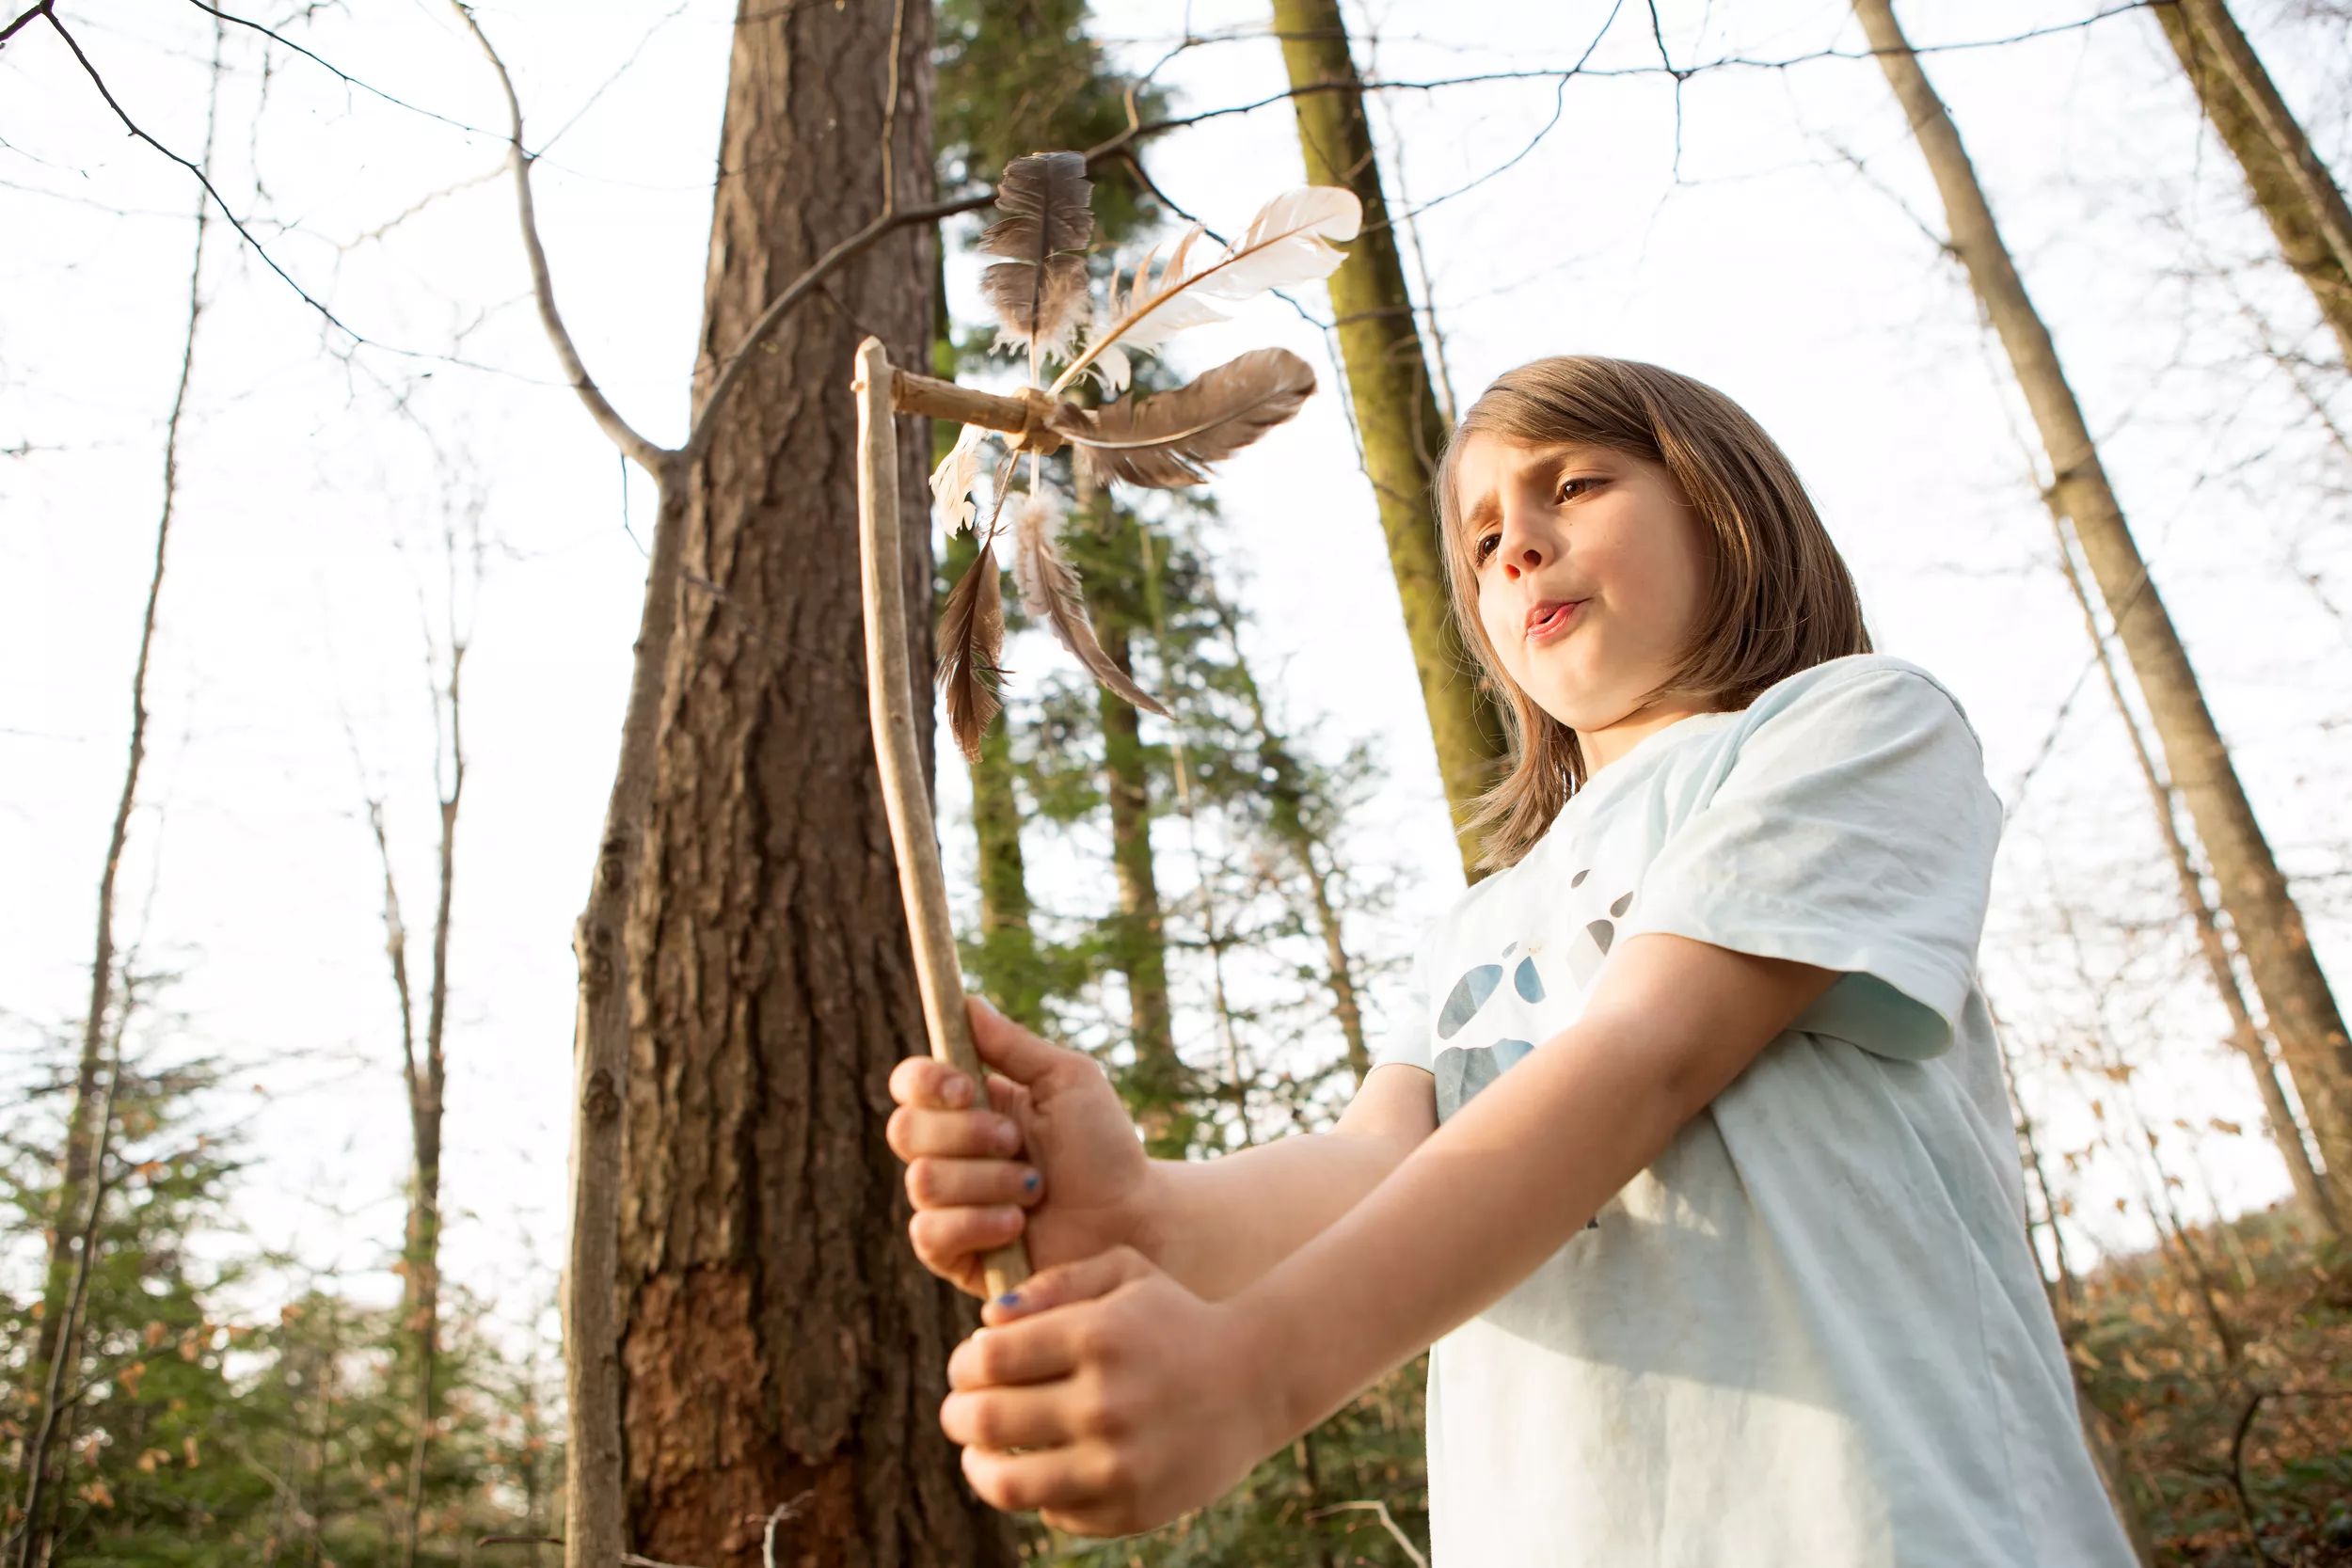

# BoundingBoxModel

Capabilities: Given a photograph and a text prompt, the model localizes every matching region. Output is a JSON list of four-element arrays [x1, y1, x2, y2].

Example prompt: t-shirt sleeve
[[1367, 927, 1438, 1074], [1616, 667, 2002, 1060]]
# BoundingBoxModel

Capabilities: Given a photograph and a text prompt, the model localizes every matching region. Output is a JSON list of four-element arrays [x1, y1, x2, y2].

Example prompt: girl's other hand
[[941, 1246, 1282, 1537], [887, 997, 1155, 1299]]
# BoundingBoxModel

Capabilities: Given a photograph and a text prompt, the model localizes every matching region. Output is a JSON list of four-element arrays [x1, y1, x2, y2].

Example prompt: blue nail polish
[[1022, 1171, 1040, 1193], [996, 1291, 1021, 1308]]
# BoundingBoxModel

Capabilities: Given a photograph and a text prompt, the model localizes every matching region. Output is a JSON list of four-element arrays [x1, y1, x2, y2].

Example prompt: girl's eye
[[1474, 532, 1500, 562], [1557, 475, 1600, 503]]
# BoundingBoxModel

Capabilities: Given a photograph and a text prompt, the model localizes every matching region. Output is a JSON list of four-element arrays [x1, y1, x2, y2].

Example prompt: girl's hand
[[887, 998, 1155, 1299], [940, 1246, 1285, 1537]]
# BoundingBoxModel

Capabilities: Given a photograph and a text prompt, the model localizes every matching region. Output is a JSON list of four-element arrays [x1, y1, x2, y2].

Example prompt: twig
[[1308, 1500, 1429, 1568], [449, 2, 666, 473], [182, 0, 490, 136], [2228, 1385, 2352, 1568], [42, 7, 361, 341], [757, 1491, 816, 1568]]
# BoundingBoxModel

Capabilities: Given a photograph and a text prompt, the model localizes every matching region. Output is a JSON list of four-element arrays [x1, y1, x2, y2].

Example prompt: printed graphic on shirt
[[1429, 870, 1634, 1132]]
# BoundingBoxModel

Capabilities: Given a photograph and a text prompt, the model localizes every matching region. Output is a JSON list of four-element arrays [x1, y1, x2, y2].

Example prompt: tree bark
[[2153, 0, 2352, 369], [1856, 0, 2352, 1210], [1270, 0, 1507, 879], [613, 2, 1015, 1563], [2052, 531, 2339, 1233]]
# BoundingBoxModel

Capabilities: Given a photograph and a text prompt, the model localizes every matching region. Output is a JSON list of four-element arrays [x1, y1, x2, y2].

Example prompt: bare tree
[[2153, 0, 2352, 368], [452, 0, 1018, 1559], [1272, 0, 1507, 876], [2050, 528, 2339, 1234], [1854, 0, 2352, 1215], [14, 22, 221, 1568], [357, 495, 477, 1568]]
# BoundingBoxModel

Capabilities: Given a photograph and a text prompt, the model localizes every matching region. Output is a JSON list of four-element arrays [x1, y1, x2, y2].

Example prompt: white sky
[[7, 0, 2351, 1333]]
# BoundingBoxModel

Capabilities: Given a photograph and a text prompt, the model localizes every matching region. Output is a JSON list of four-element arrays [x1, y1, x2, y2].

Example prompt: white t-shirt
[[1371, 655, 2135, 1568]]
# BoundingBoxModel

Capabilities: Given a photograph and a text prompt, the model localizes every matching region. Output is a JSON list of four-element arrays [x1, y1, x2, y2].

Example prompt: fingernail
[[994, 1120, 1021, 1154], [996, 1291, 1022, 1308], [943, 1074, 972, 1108], [1022, 1170, 1041, 1194]]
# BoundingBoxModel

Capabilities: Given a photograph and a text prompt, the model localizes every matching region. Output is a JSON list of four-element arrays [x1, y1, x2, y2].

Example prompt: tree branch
[[43, 7, 364, 340], [449, 2, 669, 473]]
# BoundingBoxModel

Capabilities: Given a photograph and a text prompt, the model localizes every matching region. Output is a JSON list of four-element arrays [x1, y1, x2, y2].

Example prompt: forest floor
[[2074, 1208, 2352, 1567]]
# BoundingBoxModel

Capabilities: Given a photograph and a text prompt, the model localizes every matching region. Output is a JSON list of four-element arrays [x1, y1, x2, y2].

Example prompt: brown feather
[[937, 540, 1008, 761], [1010, 492, 1168, 718], [1056, 347, 1317, 489], [978, 152, 1096, 361]]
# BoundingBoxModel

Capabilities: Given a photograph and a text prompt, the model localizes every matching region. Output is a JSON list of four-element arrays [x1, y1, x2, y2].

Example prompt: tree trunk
[[1097, 592, 1192, 1157], [20, 30, 218, 1559], [402, 647, 462, 1568], [613, 3, 1014, 1563], [2053, 531, 2340, 1233], [1856, 0, 2352, 1211], [1270, 0, 1506, 879], [2153, 0, 2352, 368]]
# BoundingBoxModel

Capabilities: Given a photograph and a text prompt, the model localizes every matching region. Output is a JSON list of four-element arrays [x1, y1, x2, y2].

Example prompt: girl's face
[[1454, 433, 1715, 766]]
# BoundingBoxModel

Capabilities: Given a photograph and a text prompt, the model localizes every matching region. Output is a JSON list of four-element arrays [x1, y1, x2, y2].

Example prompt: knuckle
[[1088, 1444, 1136, 1497], [905, 1159, 943, 1208]]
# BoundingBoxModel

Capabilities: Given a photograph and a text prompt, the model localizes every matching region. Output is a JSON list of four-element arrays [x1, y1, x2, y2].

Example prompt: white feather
[[1050, 187, 1363, 394], [1190, 187, 1361, 299], [929, 422, 990, 533]]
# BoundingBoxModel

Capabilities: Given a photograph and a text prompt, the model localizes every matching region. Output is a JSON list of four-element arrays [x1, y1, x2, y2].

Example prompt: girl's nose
[[1501, 539, 1546, 580]]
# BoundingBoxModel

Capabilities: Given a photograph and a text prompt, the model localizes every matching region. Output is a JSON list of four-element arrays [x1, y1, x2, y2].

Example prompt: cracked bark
[[612, 3, 1014, 1563]]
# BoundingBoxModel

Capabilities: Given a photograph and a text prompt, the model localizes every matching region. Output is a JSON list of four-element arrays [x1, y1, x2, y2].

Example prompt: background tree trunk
[[1855, 0, 2352, 1213], [943, 526, 1051, 1030], [613, 3, 1015, 1563], [2053, 531, 2339, 1233], [2154, 0, 2352, 367], [1096, 580, 1194, 1157], [1270, 0, 1507, 878]]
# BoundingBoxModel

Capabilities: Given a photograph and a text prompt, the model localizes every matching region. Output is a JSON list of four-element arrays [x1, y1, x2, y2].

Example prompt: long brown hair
[[1436, 356, 1870, 871]]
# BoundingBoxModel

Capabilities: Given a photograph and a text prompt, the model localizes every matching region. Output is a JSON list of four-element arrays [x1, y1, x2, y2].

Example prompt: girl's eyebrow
[[1461, 444, 1613, 533]]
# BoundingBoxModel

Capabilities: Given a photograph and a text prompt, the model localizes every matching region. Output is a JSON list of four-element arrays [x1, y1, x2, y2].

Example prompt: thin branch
[[181, 0, 492, 138], [449, 2, 668, 473], [679, 190, 991, 464], [1, 0, 50, 47], [1308, 1500, 1429, 1568], [43, 8, 362, 340]]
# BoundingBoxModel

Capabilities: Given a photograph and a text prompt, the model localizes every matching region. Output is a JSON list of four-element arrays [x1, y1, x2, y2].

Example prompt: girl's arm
[[887, 1001, 1434, 1303], [1135, 1063, 1437, 1302], [941, 931, 1836, 1536]]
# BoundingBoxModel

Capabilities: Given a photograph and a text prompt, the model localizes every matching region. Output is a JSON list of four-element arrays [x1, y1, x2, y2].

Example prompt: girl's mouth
[[1526, 600, 1582, 643]]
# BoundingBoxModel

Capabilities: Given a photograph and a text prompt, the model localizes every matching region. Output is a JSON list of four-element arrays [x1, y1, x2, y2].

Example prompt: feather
[[928, 422, 990, 533], [1091, 224, 1226, 362], [1052, 187, 1361, 392], [937, 539, 1007, 760], [1054, 347, 1316, 489], [1009, 489, 1168, 717], [977, 152, 1096, 366]]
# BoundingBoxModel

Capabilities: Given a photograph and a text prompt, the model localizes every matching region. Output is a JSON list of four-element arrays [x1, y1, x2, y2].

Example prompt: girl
[[886, 356, 2137, 1564]]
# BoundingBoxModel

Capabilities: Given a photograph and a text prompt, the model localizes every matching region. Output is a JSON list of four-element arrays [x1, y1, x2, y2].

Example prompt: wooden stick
[[888, 367, 1067, 455], [852, 337, 1031, 1298]]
